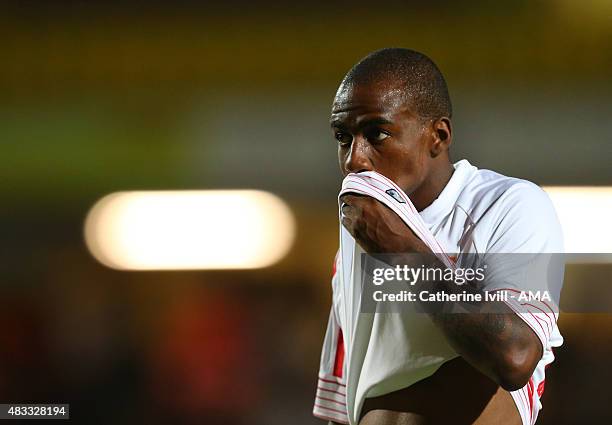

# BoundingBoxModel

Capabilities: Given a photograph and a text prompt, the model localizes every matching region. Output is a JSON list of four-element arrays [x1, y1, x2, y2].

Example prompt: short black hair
[[341, 48, 452, 120]]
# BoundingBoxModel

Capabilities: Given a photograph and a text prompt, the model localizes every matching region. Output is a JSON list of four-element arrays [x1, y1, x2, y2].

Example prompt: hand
[[339, 194, 431, 254]]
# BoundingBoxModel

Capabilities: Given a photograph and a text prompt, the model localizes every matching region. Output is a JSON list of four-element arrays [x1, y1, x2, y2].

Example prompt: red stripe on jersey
[[527, 377, 535, 417], [318, 376, 346, 387], [521, 302, 554, 331], [316, 387, 346, 397], [315, 395, 347, 406], [527, 311, 550, 340], [314, 403, 348, 415], [333, 329, 345, 378], [537, 379, 546, 397]]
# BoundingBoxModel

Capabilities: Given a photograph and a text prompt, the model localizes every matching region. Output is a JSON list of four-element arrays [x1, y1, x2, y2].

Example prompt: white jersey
[[313, 159, 564, 425]]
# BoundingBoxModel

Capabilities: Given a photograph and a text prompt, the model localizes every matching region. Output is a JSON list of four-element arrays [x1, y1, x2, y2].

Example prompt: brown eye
[[366, 129, 390, 142], [375, 131, 389, 141], [335, 132, 352, 146]]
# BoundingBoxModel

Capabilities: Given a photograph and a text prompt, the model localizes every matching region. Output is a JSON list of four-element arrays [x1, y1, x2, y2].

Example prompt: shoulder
[[461, 167, 540, 203], [458, 167, 563, 253], [458, 166, 553, 218]]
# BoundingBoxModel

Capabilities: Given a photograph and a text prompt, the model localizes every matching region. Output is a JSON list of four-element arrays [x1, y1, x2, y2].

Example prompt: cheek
[[383, 142, 429, 194]]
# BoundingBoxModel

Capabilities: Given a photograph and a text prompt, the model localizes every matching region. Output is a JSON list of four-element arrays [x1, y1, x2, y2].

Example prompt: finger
[[341, 202, 353, 216], [339, 193, 365, 205], [341, 216, 355, 235]]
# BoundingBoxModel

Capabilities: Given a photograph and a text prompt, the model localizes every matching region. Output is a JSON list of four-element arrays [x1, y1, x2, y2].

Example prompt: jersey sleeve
[[313, 257, 349, 424], [480, 182, 565, 424], [482, 182, 564, 352]]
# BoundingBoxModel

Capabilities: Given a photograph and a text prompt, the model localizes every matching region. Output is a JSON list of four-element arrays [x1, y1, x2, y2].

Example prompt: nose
[[344, 137, 373, 174]]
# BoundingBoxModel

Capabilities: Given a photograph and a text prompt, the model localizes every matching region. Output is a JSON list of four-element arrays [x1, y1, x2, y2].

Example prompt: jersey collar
[[419, 159, 476, 227]]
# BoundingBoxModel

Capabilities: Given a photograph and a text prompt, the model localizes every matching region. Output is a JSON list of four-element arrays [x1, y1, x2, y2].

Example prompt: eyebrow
[[330, 117, 394, 130]]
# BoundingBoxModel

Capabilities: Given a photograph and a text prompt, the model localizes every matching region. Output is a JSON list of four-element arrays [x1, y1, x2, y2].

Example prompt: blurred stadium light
[[84, 190, 295, 270], [544, 186, 612, 256]]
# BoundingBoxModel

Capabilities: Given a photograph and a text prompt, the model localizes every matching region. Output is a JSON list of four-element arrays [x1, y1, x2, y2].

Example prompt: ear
[[430, 117, 452, 157]]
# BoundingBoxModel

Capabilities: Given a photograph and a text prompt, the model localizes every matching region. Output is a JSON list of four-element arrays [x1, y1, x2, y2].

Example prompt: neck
[[411, 161, 455, 212]]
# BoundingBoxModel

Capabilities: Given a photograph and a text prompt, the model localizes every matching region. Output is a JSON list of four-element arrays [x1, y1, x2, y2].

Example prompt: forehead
[[331, 79, 415, 125]]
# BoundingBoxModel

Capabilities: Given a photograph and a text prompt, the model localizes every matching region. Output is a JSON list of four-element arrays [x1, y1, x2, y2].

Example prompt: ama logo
[[385, 189, 406, 204]]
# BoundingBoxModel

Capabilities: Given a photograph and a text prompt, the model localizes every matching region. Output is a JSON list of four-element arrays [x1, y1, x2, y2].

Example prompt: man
[[313, 48, 563, 425]]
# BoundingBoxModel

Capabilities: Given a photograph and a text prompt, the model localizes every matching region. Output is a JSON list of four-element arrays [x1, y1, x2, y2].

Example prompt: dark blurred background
[[1, 1, 611, 424]]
